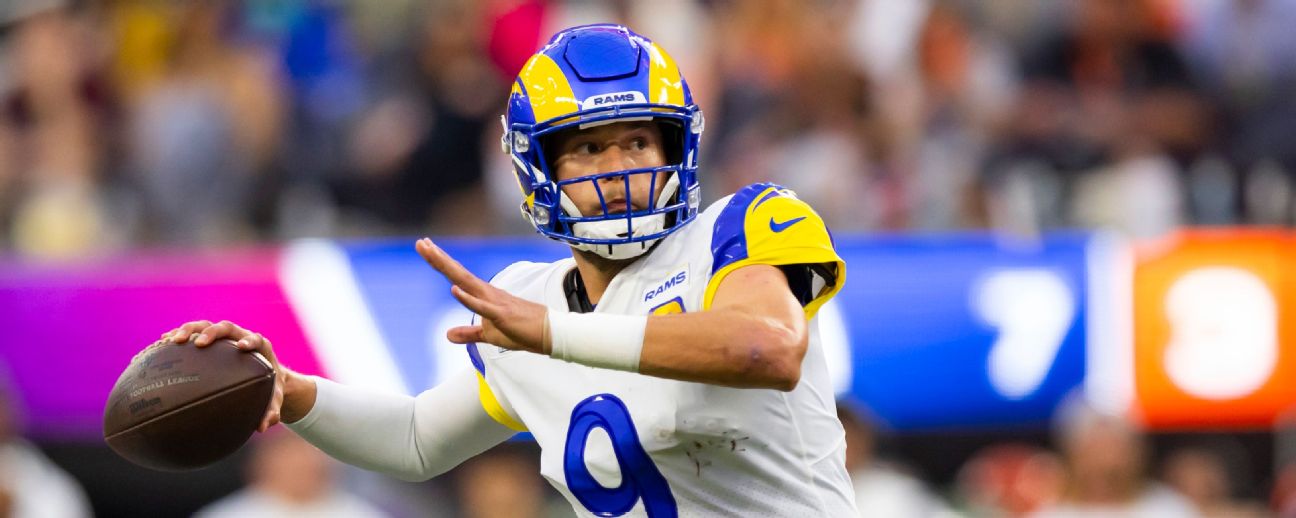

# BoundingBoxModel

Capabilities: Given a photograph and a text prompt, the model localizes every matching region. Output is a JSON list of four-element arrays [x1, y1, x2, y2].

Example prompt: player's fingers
[[195, 320, 248, 347], [173, 321, 212, 342], [446, 325, 485, 344], [416, 238, 493, 296], [235, 333, 279, 367], [165, 320, 213, 344], [450, 285, 501, 319], [233, 332, 268, 354]]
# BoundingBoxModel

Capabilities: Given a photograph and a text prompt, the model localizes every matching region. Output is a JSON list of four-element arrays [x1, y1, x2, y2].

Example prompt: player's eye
[[630, 138, 647, 150], [574, 142, 598, 155]]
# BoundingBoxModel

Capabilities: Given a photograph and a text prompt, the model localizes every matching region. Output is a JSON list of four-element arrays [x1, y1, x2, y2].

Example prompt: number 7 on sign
[[972, 269, 1077, 400]]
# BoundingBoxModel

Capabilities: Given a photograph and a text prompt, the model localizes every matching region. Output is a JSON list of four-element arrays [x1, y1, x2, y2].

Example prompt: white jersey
[[469, 183, 855, 517]]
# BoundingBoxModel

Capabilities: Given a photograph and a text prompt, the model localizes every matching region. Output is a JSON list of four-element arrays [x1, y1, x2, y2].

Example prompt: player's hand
[[416, 238, 549, 355], [161, 320, 289, 432]]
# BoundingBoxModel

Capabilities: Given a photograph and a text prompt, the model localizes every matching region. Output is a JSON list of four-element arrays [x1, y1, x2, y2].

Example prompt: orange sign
[[1131, 230, 1296, 429]]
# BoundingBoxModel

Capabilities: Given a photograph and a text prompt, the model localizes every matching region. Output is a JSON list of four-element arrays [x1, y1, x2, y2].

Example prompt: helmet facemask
[[556, 165, 682, 260], [509, 107, 703, 260]]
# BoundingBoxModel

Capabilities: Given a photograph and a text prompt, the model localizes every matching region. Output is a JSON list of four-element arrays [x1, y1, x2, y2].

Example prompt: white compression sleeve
[[548, 311, 647, 372], [285, 369, 516, 481]]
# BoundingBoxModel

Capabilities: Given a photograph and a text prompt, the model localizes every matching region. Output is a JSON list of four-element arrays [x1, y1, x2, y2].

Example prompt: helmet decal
[[645, 42, 687, 106], [517, 54, 580, 123]]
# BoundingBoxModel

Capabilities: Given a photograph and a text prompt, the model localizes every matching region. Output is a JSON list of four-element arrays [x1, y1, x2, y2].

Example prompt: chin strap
[[557, 173, 681, 260]]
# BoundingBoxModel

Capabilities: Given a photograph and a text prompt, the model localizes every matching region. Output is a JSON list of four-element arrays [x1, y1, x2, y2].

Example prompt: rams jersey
[[469, 183, 855, 517]]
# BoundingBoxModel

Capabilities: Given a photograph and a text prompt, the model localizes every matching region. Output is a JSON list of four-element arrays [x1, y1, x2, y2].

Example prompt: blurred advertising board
[[1130, 230, 1296, 429], [1, 230, 1294, 439], [833, 233, 1094, 431]]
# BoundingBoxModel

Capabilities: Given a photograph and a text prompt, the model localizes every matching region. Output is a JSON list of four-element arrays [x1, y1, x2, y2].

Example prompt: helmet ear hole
[[538, 132, 563, 173], [656, 120, 685, 166]]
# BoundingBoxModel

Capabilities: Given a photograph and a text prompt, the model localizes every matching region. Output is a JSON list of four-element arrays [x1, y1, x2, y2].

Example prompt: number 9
[[564, 394, 678, 517]]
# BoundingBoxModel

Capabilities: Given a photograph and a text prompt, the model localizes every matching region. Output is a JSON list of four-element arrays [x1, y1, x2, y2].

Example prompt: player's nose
[[595, 144, 638, 173]]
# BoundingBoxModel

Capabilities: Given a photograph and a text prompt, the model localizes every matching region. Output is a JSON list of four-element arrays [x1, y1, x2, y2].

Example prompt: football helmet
[[502, 24, 704, 260]]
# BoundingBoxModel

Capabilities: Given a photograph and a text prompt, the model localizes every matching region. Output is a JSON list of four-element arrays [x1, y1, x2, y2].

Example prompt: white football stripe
[[280, 240, 408, 394]]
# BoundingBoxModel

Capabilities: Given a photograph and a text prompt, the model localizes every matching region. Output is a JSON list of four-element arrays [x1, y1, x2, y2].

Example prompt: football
[[103, 338, 275, 471]]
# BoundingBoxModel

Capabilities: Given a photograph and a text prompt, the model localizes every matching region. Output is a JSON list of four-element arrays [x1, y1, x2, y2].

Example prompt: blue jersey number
[[563, 394, 678, 517]]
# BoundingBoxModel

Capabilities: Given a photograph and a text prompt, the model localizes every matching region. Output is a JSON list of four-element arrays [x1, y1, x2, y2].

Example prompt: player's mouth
[[603, 199, 629, 214]]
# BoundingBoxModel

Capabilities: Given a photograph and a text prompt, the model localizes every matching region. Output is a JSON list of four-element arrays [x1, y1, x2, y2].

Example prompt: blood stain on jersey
[[681, 431, 750, 476]]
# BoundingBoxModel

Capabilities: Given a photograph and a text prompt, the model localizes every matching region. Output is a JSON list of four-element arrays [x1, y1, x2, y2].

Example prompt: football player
[[167, 24, 853, 516]]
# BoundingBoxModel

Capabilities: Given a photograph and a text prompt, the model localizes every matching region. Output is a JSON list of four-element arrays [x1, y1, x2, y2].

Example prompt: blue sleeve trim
[[710, 183, 781, 274], [467, 342, 486, 375], [465, 264, 520, 375]]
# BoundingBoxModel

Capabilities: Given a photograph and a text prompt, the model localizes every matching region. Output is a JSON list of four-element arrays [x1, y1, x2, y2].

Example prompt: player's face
[[549, 121, 670, 216]]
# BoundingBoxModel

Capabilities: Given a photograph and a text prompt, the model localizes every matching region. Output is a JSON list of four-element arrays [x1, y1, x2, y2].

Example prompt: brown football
[[103, 338, 275, 471]]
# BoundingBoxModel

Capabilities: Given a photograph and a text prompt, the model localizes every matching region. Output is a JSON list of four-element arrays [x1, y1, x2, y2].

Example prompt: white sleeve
[[284, 368, 516, 481]]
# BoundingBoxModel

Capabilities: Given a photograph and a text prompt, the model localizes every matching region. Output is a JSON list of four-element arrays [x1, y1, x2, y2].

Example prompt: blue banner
[[339, 232, 1096, 432]]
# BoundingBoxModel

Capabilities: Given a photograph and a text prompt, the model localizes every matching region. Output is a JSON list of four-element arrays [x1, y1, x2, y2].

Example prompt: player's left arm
[[418, 194, 844, 391], [637, 186, 843, 390], [637, 263, 810, 390]]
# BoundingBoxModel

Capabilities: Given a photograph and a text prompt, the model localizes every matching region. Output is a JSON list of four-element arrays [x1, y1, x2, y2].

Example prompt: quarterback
[[167, 25, 854, 516]]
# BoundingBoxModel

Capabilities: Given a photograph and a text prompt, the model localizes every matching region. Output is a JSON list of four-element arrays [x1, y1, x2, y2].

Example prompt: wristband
[[547, 311, 647, 372]]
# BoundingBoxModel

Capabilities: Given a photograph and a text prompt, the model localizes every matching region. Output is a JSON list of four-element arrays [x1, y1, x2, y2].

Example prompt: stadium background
[[2, 0, 1295, 516]]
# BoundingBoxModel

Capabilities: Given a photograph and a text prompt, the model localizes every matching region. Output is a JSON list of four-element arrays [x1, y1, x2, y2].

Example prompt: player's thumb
[[446, 325, 485, 344], [258, 387, 284, 432]]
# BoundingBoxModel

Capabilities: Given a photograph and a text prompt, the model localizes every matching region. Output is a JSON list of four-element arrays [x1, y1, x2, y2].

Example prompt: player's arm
[[283, 368, 516, 481], [634, 186, 844, 389], [163, 321, 516, 481], [421, 184, 844, 391], [637, 264, 806, 390]]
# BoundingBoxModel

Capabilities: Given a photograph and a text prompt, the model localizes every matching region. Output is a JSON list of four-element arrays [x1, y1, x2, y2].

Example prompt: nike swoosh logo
[[769, 216, 807, 232]]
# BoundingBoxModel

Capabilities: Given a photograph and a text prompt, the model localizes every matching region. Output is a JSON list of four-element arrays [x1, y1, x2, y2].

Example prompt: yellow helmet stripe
[[646, 42, 685, 105], [517, 54, 580, 122]]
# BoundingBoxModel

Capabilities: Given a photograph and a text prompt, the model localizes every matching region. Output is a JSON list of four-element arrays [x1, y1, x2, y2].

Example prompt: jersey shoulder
[[488, 258, 572, 300], [699, 182, 846, 317], [469, 260, 563, 433], [470, 261, 566, 377]]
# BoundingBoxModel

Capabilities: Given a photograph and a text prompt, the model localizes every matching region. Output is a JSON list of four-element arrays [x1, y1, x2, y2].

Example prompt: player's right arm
[[162, 320, 517, 481]]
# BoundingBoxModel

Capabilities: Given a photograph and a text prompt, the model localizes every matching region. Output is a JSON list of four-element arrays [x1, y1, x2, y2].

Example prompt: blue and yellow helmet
[[502, 24, 704, 259]]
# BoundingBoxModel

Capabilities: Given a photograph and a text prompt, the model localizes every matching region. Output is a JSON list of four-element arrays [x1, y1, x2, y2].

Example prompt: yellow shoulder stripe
[[477, 372, 527, 431]]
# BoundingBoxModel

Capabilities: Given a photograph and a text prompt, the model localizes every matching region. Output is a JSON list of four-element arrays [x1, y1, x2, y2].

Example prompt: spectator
[[333, 0, 503, 236], [1178, 0, 1296, 224], [195, 429, 388, 518], [1031, 396, 1197, 517], [1162, 445, 1268, 518], [839, 403, 951, 518], [454, 443, 570, 518], [125, 0, 284, 245], [3, 2, 121, 259], [1273, 459, 1296, 517], [997, 0, 1206, 237], [956, 443, 1064, 517], [0, 369, 92, 518]]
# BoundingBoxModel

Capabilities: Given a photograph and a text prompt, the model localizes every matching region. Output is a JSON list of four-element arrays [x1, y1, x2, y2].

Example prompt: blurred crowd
[[4, 0, 1296, 514], [836, 394, 1291, 517], [2, 0, 1295, 260]]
